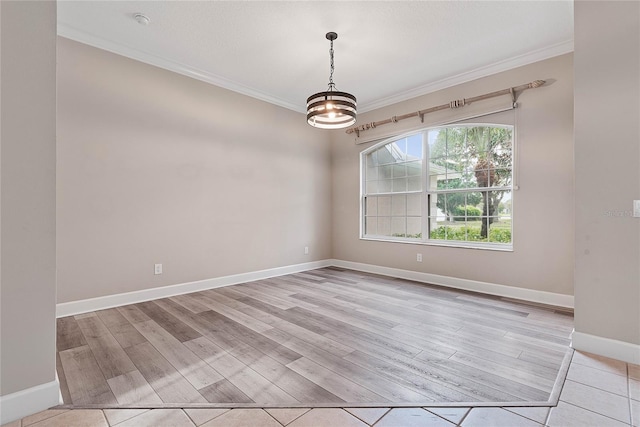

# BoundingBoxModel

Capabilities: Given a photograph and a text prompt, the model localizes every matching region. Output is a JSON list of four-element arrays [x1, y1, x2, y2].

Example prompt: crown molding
[[358, 39, 574, 113], [57, 24, 305, 113], [58, 23, 572, 116]]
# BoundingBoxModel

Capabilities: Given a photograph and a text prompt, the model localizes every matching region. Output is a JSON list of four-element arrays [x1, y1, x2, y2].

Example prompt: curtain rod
[[346, 79, 545, 136]]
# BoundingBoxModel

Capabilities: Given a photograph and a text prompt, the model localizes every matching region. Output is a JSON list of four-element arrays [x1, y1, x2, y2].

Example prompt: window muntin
[[362, 124, 513, 248], [364, 133, 424, 239]]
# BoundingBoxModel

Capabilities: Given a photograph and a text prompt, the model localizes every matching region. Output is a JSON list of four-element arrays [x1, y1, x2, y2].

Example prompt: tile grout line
[[625, 363, 633, 425], [262, 408, 288, 427], [456, 406, 472, 426]]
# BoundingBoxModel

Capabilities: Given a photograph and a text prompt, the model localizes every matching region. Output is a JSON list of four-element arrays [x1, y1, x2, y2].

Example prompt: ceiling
[[57, 1, 574, 114]]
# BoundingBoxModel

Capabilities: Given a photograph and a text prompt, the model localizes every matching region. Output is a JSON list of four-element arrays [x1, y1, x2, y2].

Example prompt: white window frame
[[360, 123, 514, 251]]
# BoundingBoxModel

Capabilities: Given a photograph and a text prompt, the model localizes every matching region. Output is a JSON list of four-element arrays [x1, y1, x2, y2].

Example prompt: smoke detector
[[133, 13, 150, 26]]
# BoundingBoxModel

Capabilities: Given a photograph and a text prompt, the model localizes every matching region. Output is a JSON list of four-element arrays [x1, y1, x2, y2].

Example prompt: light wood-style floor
[[56, 267, 574, 408]]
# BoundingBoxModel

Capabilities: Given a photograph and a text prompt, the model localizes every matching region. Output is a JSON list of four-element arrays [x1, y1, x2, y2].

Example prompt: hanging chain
[[328, 38, 336, 91]]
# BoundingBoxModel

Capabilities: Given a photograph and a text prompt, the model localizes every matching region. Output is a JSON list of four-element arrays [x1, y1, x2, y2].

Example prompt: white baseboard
[[330, 259, 574, 309], [571, 331, 640, 365], [56, 258, 574, 318], [0, 379, 60, 425], [56, 260, 332, 317]]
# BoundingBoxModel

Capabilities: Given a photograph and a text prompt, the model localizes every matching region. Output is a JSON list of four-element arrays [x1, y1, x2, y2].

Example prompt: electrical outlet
[[634, 200, 640, 218], [154, 263, 162, 275], [416, 253, 423, 262], [304, 246, 309, 255]]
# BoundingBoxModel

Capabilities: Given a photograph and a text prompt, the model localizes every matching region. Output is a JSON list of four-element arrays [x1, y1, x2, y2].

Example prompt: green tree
[[435, 179, 481, 220], [430, 126, 512, 238]]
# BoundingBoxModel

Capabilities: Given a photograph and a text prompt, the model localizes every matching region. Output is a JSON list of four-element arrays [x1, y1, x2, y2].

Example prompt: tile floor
[[3, 350, 639, 427]]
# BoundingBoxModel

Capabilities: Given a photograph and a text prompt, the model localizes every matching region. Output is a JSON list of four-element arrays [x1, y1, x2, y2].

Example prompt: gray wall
[[0, 0, 57, 396], [574, 1, 640, 346], [331, 54, 574, 296], [57, 38, 332, 303]]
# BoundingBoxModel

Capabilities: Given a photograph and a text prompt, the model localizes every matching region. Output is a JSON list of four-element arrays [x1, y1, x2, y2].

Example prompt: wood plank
[[343, 350, 515, 402], [151, 298, 248, 353], [375, 349, 550, 401], [170, 294, 210, 314], [59, 345, 117, 405], [75, 314, 137, 379], [264, 328, 430, 403], [289, 293, 400, 330], [107, 370, 163, 405], [56, 352, 72, 404], [135, 301, 202, 342], [432, 346, 558, 381], [132, 320, 223, 390], [234, 295, 331, 335], [448, 352, 554, 392], [57, 316, 87, 351], [125, 341, 207, 403], [197, 310, 301, 365], [286, 357, 387, 403], [223, 285, 298, 310], [195, 292, 273, 333], [184, 336, 298, 404], [198, 379, 254, 403], [228, 339, 343, 403], [196, 291, 354, 357], [96, 308, 130, 328], [117, 305, 151, 323], [287, 306, 423, 359], [105, 321, 147, 349]]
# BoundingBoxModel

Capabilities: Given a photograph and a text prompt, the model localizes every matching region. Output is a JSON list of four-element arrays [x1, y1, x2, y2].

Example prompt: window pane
[[391, 217, 406, 237], [378, 196, 391, 216], [462, 168, 478, 188], [489, 218, 512, 243], [376, 146, 395, 165], [448, 220, 467, 240], [485, 190, 510, 217], [466, 219, 486, 242], [365, 196, 377, 216], [378, 179, 392, 193], [378, 217, 391, 236], [407, 193, 421, 216], [366, 151, 378, 168], [408, 176, 422, 191], [393, 139, 407, 161], [365, 180, 378, 194], [406, 160, 422, 176], [428, 167, 444, 190], [392, 178, 407, 192], [365, 217, 377, 235], [391, 194, 406, 216], [428, 129, 445, 158], [366, 166, 378, 181], [490, 168, 511, 187], [380, 164, 393, 179], [392, 164, 407, 178], [498, 190, 512, 218], [407, 217, 421, 237], [407, 134, 423, 159]]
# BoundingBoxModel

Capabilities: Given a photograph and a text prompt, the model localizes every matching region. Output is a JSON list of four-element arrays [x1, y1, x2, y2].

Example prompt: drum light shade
[[306, 32, 357, 129]]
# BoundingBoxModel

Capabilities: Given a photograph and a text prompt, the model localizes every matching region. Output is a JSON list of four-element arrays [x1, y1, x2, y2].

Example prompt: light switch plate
[[634, 200, 640, 218]]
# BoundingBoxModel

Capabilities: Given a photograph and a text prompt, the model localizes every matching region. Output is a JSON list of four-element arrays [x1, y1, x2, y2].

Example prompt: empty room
[[1, 1, 639, 426]]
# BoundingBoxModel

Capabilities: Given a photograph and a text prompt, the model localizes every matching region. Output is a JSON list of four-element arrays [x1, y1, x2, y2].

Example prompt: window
[[362, 124, 513, 249]]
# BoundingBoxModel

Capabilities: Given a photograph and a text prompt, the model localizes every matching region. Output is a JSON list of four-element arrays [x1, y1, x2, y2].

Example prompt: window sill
[[360, 236, 514, 252]]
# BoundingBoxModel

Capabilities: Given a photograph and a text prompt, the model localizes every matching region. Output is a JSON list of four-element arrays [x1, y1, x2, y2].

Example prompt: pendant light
[[306, 32, 357, 129]]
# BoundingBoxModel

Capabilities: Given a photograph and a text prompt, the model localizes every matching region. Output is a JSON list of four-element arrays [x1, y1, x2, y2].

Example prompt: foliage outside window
[[362, 124, 513, 248]]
